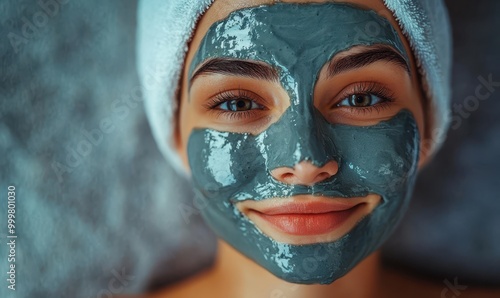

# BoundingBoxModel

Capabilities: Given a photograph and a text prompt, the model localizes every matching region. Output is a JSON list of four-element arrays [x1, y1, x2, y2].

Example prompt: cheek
[[406, 88, 427, 167], [177, 85, 196, 172], [408, 90, 426, 140]]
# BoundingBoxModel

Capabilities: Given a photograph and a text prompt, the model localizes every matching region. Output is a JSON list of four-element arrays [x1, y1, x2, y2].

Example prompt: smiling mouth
[[236, 194, 381, 245]]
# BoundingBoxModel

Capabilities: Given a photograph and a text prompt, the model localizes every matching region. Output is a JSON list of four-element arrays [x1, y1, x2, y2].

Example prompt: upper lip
[[237, 195, 369, 215]]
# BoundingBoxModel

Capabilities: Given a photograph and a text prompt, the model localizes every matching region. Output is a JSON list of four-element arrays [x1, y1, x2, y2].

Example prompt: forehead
[[189, 3, 408, 86], [199, 0, 392, 26], [185, 0, 404, 69]]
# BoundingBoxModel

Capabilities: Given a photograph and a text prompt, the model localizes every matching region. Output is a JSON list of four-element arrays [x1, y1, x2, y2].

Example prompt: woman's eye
[[337, 93, 385, 108], [217, 98, 262, 111], [203, 89, 270, 121]]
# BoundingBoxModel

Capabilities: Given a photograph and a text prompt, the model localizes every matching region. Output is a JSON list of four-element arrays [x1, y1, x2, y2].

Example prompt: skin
[[156, 0, 429, 297]]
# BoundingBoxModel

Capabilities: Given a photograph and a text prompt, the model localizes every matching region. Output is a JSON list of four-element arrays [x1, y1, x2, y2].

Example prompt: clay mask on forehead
[[187, 3, 420, 284]]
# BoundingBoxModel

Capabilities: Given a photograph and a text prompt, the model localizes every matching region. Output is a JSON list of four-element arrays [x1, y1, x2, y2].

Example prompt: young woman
[[136, 0, 453, 297]]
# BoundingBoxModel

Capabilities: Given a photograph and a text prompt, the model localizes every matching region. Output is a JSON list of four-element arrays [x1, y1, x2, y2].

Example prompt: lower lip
[[253, 206, 361, 236]]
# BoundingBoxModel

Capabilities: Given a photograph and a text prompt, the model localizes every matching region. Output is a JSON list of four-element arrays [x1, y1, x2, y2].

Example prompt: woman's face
[[175, 0, 427, 284]]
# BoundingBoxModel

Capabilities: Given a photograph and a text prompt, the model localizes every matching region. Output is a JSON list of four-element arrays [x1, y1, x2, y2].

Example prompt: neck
[[210, 239, 381, 298]]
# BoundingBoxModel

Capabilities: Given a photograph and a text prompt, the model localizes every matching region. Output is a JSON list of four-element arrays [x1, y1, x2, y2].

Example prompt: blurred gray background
[[0, 0, 499, 297]]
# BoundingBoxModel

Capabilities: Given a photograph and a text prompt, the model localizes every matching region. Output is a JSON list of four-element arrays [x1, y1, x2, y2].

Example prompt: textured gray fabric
[[0, 1, 215, 297]]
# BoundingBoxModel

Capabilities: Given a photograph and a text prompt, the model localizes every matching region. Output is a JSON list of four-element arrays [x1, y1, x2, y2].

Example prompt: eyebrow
[[189, 45, 410, 86], [327, 45, 410, 77], [190, 58, 279, 86]]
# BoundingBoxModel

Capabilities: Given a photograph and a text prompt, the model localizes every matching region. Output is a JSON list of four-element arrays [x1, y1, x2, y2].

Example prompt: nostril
[[270, 160, 339, 186], [270, 168, 296, 184], [315, 172, 330, 182], [324, 161, 339, 177]]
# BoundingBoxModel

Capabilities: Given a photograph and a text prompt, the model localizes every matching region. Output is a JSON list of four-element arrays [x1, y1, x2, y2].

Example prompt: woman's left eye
[[337, 93, 385, 108]]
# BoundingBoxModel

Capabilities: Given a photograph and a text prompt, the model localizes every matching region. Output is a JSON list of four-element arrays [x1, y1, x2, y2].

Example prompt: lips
[[252, 206, 362, 235], [251, 200, 363, 215], [239, 197, 372, 237]]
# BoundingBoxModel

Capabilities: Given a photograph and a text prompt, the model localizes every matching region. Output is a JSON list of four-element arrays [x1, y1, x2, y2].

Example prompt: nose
[[270, 160, 339, 186]]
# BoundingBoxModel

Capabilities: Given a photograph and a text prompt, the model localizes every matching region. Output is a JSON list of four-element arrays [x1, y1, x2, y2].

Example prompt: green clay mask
[[187, 3, 420, 284]]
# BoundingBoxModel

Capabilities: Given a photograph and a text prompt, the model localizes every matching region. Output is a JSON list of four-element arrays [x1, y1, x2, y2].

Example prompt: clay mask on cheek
[[186, 3, 420, 284]]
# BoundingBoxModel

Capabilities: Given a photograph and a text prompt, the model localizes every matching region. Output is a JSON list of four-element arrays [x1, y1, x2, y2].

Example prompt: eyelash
[[203, 82, 396, 120]]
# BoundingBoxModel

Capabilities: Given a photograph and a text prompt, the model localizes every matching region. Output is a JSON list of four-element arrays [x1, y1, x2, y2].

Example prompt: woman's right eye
[[202, 89, 270, 121], [217, 98, 263, 111]]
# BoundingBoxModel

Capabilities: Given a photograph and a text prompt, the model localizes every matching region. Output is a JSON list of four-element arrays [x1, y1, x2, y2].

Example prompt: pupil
[[230, 99, 250, 111], [236, 100, 246, 108], [351, 94, 371, 106]]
